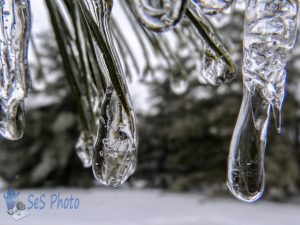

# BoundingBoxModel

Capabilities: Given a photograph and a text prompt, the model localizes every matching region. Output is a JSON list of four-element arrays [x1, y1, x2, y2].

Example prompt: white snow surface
[[0, 188, 299, 225]]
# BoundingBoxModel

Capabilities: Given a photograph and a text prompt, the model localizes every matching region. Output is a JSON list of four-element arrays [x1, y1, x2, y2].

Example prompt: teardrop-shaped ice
[[187, 3, 236, 85], [201, 44, 235, 85], [76, 131, 95, 168], [93, 87, 137, 187], [130, 0, 188, 32], [227, 89, 270, 202], [190, 0, 235, 15], [0, 0, 31, 140]]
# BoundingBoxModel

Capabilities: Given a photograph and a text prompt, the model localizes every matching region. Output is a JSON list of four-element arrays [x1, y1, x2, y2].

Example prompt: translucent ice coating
[[190, 0, 235, 15], [74, 87, 100, 168], [73, 1, 103, 168], [93, 87, 137, 187], [227, 0, 298, 202], [227, 89, 269, 202], [0, 0, 31, 140], [187, 2, 236, 85], [89, 0, 138, 187], [130, 0, 187, 32], [243, 0, 298, 132]]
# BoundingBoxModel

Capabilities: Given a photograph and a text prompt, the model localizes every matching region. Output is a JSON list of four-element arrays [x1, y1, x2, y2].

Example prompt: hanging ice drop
[[190, 0, 234, 15], [93, 87, 137, 187], [0, 0, 31, 140], [130, 0, 187, 32], [227, 89, 270, 202], [86, 0, 138, 187], [227, 0, 298, 202], [201, 43, 234, 85], [187, 2, 236, 85]]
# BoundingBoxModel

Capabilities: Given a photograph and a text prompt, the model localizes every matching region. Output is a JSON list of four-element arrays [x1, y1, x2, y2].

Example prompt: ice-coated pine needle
[[187, 2, 236, 85], [81, 0, 138, 187]]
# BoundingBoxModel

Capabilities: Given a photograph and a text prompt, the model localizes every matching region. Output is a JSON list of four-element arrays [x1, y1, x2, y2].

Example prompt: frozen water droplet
[[187, 3, 236, 85], [0, 0, 31, 139], [130, 0, 187, 32], [201, 45, 235, 85], [86, 0, 138, 186], [190, 0, 235, 15], [170, 78, 188, 95], [227, 89, 270, 202], [75, 132, 95, 168], [93, 89, 137, 187]]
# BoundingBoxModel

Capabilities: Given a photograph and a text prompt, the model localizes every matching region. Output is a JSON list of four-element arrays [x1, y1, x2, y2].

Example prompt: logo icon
[[4, 188, 29, 220]]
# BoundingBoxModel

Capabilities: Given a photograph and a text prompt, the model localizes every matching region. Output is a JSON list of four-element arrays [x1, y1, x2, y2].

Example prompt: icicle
[[88, 0, 138, 187], [93, 87, 137, 187], [130, 0, 187, 32], [243, 0, 298, 133], [187, 2, 236, 85], [190, 0, 235, 15], [227, 0, 298, 202], [0, 0, 31, 140], [227, 88, 270, 202]]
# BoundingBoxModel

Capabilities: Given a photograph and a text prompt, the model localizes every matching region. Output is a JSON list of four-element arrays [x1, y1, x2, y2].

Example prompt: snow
[[0, 188, 299, 225]]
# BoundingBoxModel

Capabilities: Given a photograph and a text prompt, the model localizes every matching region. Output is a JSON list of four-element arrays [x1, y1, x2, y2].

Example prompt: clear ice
[[243, 0, 298, 132], [86, 0, 138, 187], [190, 0, 235, 15], [0, 0, 31, 140], [93, 87, 137, 187], [227, 0, 298, 202], [187, 2, 236, 85], [130, 0, 188, 32], [227, 89, 269, 202]]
